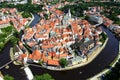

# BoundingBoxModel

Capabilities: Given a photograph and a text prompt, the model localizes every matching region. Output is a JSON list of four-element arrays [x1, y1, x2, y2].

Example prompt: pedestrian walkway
[[0, 60, 14, 70]]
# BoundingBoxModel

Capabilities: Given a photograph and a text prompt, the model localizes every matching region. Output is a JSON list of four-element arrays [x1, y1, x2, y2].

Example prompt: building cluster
[[32, 0, 43, 4], [0, 8, 28, 31], [84, 0, 120, 2], [0, 0, 27, 4], [32, 0, 61, 4], [17, 4, 102, 68], [0, 9, 10, 28], [32, 0, 70, 8], [107, 24, 120, 37], [86, 6, 120, 38], [84, 6, 104, 24], [84, 6, 113, 25], [103, 18, 120, 38], [32, 0, 120, 3]]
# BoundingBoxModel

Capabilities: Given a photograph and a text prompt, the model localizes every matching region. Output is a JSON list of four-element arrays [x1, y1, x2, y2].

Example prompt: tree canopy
[[4, 75, 14, 80], [61, 2, 120, 24], [60, 58, 68, 68], [34, 73, 54, 80], [104, 59, 120, 80], [0, 2, 43, 13]]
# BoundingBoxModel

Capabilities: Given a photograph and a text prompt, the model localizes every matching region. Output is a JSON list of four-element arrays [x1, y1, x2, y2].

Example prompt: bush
[[1, 26, 13, 35], [22, 12, 32, 18], [99, 32, 108, 44], [10, 36, 19, 46], [4, 75, 14, 80], [59, 58, 68, 68], [34, 73, 54, 80]]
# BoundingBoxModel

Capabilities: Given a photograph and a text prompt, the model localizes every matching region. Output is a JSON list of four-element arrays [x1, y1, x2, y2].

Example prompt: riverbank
[[0, 72, 4, 80], [29, 14, 40, 27], [46, 38, 108, 71], [12, 37, 108, 71], [26, 13, 34, 27], [0, 28, 13, 52], [88, 41, 120, 80], [10, 47, 21, 65]]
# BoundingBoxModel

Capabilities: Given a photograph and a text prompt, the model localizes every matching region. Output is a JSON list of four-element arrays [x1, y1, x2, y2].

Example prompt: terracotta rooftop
[[47, 59, 59, 66], [32, 50, 41, 60], [54, 10, 64, 15]]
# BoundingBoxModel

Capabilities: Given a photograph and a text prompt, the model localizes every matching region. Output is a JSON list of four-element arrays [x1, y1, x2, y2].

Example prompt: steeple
[[68, 9, 71, 19]]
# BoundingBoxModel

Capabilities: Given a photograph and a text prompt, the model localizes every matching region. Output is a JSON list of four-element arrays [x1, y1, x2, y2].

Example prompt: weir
[[24, 66, 34, 80]]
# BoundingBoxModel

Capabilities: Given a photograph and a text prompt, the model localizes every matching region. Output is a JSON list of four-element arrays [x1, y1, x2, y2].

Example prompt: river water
[[0, 14, 119, 80], [29, 14, 40, 27], [0, 42, 28, 80]]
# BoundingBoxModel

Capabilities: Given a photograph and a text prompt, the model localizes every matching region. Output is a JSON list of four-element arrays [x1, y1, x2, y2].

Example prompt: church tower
[[68, 9, 71, 19]]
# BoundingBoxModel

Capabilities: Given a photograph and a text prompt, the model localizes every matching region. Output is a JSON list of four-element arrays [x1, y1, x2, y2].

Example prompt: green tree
[[44, 14, 49, 20], [34, 73, 54, 80], [99, 32, 108, 44], [104, 59, 120, 80], [10, 36, 19, 46], [4, 75, 14, 80], [85, 15, 90, 20], [0, 42, 4, 51], [59, 58, 68, 68], [22, 12, 32, 18], [1, 26, 13, 34], [0, 2, 43, 13], [28, 0, 32, 4]]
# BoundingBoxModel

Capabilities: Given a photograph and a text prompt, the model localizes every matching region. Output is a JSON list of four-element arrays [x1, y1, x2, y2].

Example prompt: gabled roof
[[71, 22, 79, 34], [49, 21, 55, 28], [47, 59, 59, 66], [48, 51, 56, 56], [59, 53, 68, 58], [0, 20, 9, 25], [32, 50, 41, 60], [54, 10, 64, 15], [50, 14, 56, 18], [27, 40, 36, 47]]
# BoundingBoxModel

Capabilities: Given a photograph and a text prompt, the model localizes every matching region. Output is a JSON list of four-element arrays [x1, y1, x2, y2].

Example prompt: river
[[0, 14, 119, 80], [29, 14, 40, 27], [0, 42, 28, 80]]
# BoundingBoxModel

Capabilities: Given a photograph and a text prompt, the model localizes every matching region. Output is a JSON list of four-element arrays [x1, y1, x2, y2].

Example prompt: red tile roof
[[71, 22, 79, 34], [49, 21, 55, 28], [32, 50, 41, 60], [59, 53, 68, 58], [28, 54, 33, 59], [47, 59, 59, 66], [50, 14, 56, 18], [103, 22, 110, 27], [27, 40, 36, 47], [54, 10, 64, 15], [48, 51, 56, 56], [0, 20, 9, 25], [18, 53, 27, 60]]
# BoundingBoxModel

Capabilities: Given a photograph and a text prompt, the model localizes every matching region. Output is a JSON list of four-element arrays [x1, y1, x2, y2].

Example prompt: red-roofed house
[[32, 50, 41, 61], [47, 59, 59, 66]]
